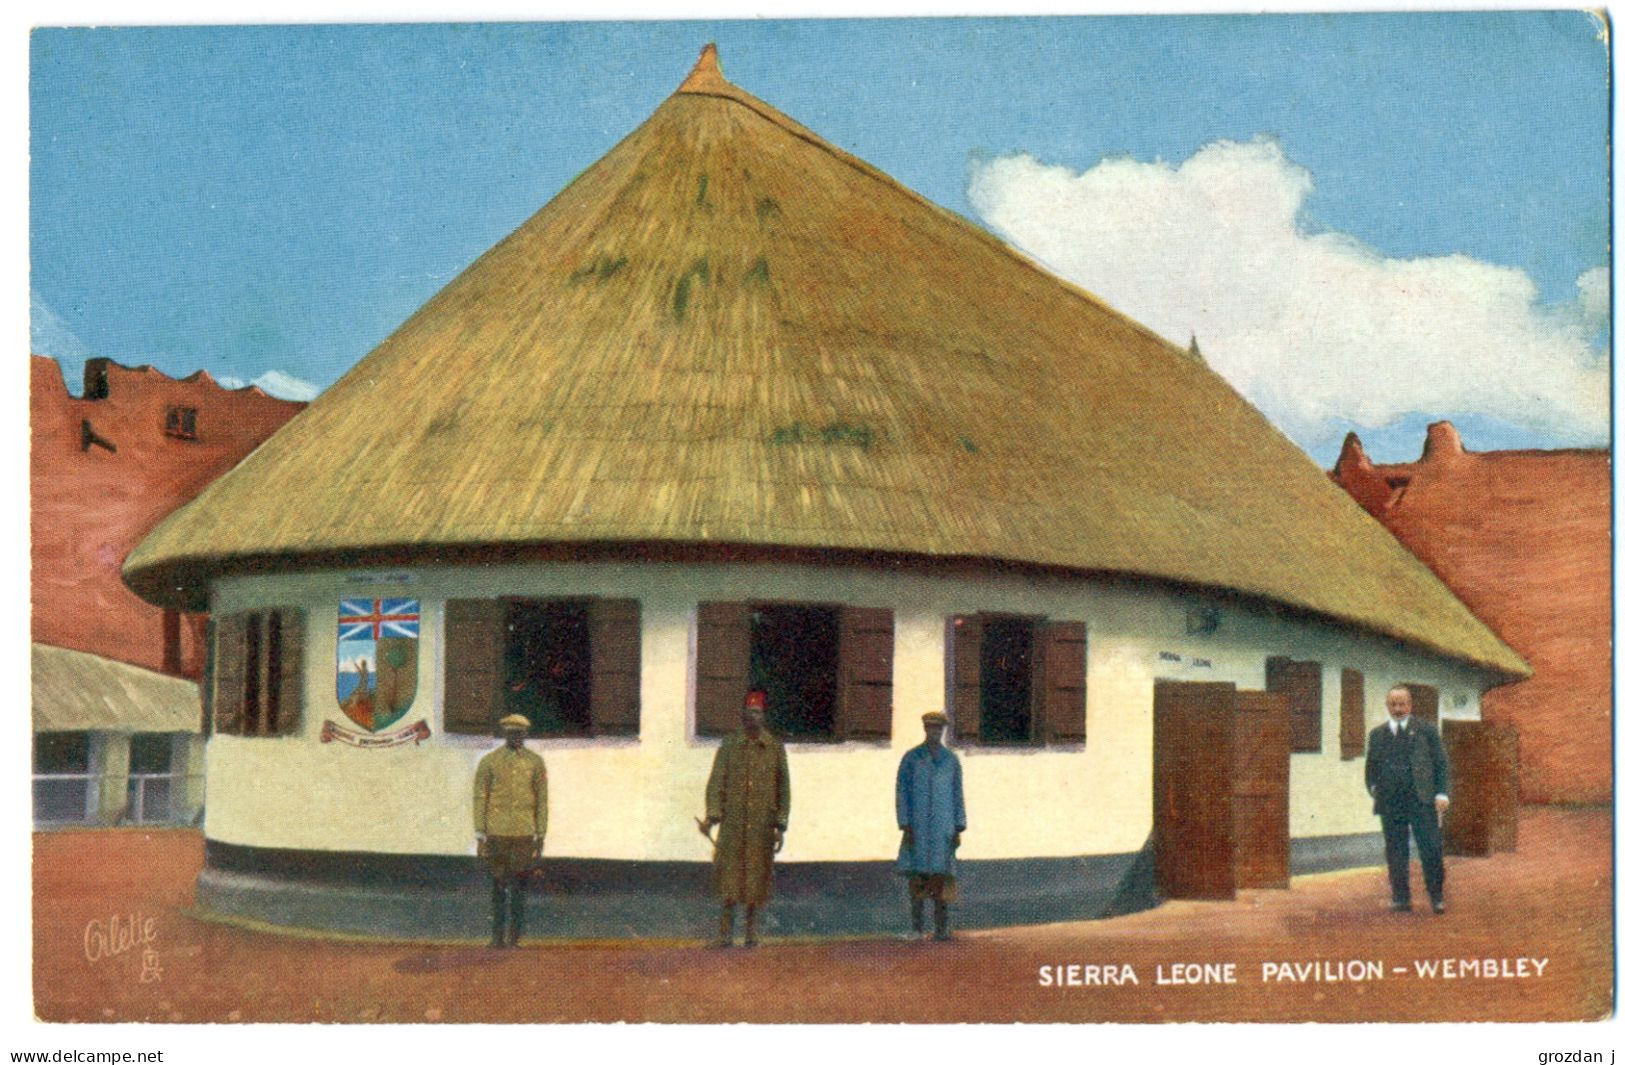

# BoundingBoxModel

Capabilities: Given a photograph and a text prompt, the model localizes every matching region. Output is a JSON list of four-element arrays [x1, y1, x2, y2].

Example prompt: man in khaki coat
[[474, 713, 548, 947], [700, 690, 790, 947]]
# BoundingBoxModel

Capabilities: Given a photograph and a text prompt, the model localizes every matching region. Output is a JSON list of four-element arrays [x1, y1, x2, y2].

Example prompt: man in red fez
[[700, 689, 790, 947]]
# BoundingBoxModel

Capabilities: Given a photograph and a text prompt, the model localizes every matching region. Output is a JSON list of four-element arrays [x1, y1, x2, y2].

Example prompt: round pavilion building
[[124, 46, 1527, 940]]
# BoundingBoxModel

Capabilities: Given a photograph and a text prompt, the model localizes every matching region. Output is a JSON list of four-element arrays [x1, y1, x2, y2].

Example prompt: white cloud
[[1577, 266, 1610, 324], [251, 369, 321, 402], [339, 652, 376, 675], [30, 291, 94, 362], [967, 139, 1610, 450], [217, 369, 321, 402]]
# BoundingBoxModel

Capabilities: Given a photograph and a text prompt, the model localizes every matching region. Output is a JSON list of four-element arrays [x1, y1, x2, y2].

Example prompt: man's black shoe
[[1390, 901, 1412, 912], [1431, 900, 1446, 915]]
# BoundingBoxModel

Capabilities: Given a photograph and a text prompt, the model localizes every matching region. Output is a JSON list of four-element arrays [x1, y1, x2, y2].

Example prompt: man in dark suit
[[1365, 685, 1450, 914]]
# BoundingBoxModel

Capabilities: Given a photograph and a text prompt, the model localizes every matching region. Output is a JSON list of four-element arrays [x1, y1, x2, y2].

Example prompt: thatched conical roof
[[125, 46, 1526, 677]]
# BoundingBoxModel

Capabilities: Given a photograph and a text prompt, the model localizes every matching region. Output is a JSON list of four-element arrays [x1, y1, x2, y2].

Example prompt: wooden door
[[1153, 681, 1237, 900], [1232, 690, 1291, 889], [1442, 719, 1519, 856]]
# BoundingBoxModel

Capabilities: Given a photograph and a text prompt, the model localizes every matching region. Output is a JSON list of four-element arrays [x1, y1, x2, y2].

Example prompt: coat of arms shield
[[336, 598, 420, 731]]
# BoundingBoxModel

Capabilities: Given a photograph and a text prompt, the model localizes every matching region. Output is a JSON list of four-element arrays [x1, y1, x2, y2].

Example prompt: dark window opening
[[164, 406, 198, 440], [127, 733, 177, 824], [34, 732, 90, 774], [979, 616, 1036, 743], [129, 733, 174, 775], [264, 611, 283, 734], [243, 614, 263, 734], [748, 604, 839, 741], [83, 360, 110, 400], [504, 599, 593, 736]]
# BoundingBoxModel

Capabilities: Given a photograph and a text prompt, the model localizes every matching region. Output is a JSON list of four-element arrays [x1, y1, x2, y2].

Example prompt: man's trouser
[[1380, 799, 1444, 904]]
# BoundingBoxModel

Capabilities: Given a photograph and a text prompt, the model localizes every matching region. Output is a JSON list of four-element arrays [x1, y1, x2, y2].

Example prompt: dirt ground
[[33, 806, 1612, 1024]]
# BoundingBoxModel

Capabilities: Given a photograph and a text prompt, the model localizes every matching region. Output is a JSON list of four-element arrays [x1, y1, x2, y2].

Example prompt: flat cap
[[498, 713, 532, 730]]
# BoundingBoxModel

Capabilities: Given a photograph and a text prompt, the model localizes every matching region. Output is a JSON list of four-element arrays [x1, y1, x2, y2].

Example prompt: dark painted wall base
[[196, 831, 1381, 941], [1290, 831, 1385, 876], [198, 838, 1158, 941]]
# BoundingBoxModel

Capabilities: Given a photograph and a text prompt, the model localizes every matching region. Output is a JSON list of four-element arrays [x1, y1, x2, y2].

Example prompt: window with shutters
[[1340, 668, 1365, 760], [1400, 681, 1440, 727], [211, 608, 305, 737], [164, 406, 198, 440], [443, 597, 640, 738], [694, 601, 893, 742], [1266, 656, 1323, 754], [946, 613, 1087, 747]]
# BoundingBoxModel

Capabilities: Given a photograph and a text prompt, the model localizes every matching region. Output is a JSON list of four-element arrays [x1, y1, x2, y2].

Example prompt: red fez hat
[[744, 690, 767, 711]]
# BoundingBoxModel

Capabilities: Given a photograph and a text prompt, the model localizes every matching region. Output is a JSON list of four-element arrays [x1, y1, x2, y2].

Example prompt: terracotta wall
[[1331, 422, 1611, 804], [31, 356, 305, 679]]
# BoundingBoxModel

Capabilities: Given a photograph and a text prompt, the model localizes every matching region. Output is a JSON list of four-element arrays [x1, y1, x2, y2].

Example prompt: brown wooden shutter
[[1339, 668, 1365, 759], [212, 613, 248, 735], [1038, 621, 1088, 743], [1266, 656, 1323, 753], [696, 602, 749, 737], [200, 616, 217, 737], [275, 607, 305, 736], [444, 599, 505, 734], [949, 614, 983, 743], [1406, 682, 1440, 727], [589, 598, 641, 736], [836, 607, 893, 741]]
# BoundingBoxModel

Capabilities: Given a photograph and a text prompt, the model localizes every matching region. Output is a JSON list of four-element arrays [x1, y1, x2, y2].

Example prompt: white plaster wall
[[205, 561, 1494, 861]]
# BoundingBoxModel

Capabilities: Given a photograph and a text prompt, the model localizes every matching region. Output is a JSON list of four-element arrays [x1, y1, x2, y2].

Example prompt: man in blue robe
[[896, 710, 967, 940]]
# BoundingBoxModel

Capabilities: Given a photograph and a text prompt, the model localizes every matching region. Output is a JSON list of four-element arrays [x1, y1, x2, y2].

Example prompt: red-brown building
[[1331, 422, 1611, 805], [31, 355, 305, 827], [31, 355, 306, 678]]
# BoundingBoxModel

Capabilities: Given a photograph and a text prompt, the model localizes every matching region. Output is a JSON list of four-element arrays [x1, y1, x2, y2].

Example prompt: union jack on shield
[[339, 598, 421, 640]]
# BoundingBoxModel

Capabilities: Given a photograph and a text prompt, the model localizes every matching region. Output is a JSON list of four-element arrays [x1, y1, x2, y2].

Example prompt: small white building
[[125, 47, 1526, 939], [32, 644, 205, 829]]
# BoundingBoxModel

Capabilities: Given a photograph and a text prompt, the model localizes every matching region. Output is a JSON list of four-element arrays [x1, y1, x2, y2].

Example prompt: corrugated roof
[[124, 46, 1528, 678], [32, 644, 200, 733]]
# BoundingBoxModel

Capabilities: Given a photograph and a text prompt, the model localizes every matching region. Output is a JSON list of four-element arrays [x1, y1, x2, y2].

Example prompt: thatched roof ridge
[[124, 46, 1526, 678], [673, 47, 1181, 360]]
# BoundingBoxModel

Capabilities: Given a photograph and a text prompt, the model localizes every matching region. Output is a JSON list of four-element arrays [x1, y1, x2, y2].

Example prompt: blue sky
[[29, 15, 1610, 464]]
